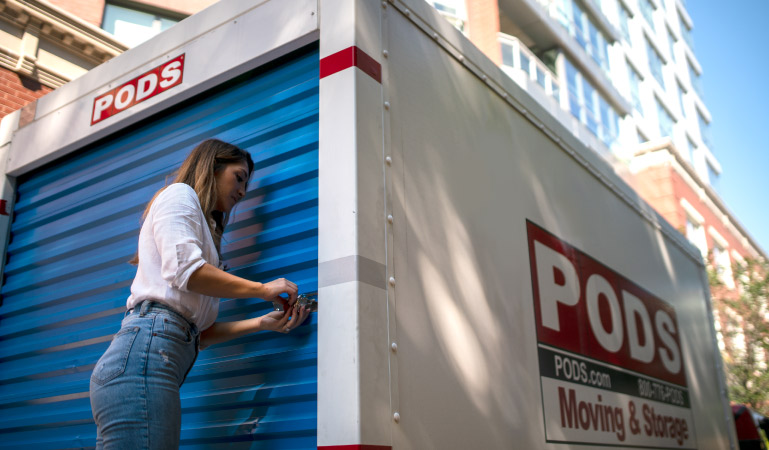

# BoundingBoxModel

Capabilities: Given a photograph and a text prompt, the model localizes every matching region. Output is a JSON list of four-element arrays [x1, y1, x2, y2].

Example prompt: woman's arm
[[188, 263, 308, 348], [199, 306, 310, 349], [186, 263, 298, 305]]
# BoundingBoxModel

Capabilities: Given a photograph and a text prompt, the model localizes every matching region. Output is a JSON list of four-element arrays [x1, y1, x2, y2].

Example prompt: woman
[[89, 139, 310, 448]]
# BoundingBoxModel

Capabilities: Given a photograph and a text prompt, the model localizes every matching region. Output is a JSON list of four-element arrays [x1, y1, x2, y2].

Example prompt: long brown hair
[[130, 139, 254, 265]]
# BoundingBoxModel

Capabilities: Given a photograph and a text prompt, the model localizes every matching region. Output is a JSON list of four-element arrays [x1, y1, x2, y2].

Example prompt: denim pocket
[[157, 316, 192, 344], [91, 326, 140, 385]]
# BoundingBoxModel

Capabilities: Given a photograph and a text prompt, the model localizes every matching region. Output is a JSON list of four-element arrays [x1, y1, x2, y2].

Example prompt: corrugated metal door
[[0, 47, 319, 449]]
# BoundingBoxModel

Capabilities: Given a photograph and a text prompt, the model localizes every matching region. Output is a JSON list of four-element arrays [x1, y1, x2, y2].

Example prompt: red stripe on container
[[320, 46, 382, 83], [318, 446, 392, 450]]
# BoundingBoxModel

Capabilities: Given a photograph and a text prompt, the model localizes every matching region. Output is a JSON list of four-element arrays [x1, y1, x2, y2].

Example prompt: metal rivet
[[391, 342, 398, 352], [386, 156, 393, 165], [481, 74, 488, 81], [393, 412, 401, 423], [384, 101, 390, 110], [389, 276, 396, 286], [387, 214, 394, 224], [458, 55, 464, 62], [405, 9, 410, 16], [382, 1, 387, 8], [383, 50, 389, 58], [432, 33, 438, 40], [502, 92, 508, 99]]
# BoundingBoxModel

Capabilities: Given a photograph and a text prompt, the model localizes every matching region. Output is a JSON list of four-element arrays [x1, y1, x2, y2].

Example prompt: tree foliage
[[710, 257, 769, 415]]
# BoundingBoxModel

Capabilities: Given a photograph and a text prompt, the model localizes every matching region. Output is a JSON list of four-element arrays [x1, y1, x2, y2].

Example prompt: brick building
[[0, 0, 127, 121], [0, 0, 219, 122]]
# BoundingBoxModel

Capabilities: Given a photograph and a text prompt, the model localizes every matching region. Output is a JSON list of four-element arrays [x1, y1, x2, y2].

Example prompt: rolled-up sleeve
[[151, 184, 208, 291]]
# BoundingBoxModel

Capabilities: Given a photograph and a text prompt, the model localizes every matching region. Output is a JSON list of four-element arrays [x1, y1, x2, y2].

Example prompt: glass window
[[599, 96, 619, 147], [521, 52, 531, 75], [677, 83, 686, 117], [566, 61, 581, 118], [427, 0, 466, 31], [584, 82, 598, 135], [707, 161, 720, 191], [588, 21, 600, 62], [564, 59, 618, 144], [554, 0, 572, 29], [680, 15, 694, 49], [595, 32, 610, 73], [685, 217, 697, 241], [712, 243, 732, 284], [688, 59, 703, 98], [627, 63, 643, 115], [432, 1, 457, 15], [646, 39, 665, 88], [551, 0, 611, 73], [712, 243, 721, 267], [698, 109, 712, 148], [102, 3, 179, 47], [639, 0, 655, 32], [618, 3, 631, 43], [573, 3, 588, 49], [501, 42, 514, 67], [536, 66, 547, 89], [685, 216, 707, 257], [656, 98, 674, 138]]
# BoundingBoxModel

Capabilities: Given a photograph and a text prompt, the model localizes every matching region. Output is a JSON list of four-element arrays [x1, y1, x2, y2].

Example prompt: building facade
[[423, 0, 767, 381], [0, 0, 221, 123], [425, 0, 765, 270], [44, 0, 219, 46], [0, 0, 127, 121]]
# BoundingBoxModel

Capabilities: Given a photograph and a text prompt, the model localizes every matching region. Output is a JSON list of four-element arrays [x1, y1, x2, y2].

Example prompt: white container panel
[[383, 4, 732, 450]]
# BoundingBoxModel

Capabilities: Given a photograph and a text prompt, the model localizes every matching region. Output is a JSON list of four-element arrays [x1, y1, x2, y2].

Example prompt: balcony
[[498, 0, 630, 116], [499, 34, 562, 107]]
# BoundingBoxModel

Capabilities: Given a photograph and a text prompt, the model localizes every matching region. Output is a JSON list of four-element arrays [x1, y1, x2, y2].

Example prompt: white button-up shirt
[[127, 183, 220, 330]]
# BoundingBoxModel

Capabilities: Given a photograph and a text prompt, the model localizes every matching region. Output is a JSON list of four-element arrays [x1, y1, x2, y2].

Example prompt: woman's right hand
[[260, 278, 298, 310]]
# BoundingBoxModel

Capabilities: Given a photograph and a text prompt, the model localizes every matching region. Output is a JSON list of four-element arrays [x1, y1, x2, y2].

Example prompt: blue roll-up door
[[0, 47, 319, 449]]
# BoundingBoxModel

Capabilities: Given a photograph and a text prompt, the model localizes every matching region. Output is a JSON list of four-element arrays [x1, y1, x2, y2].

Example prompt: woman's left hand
[[201, 305, 312, 349], [260, 305, 311, 334]]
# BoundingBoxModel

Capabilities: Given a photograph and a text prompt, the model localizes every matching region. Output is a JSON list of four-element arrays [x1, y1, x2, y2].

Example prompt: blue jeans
[[90, 301, 200, 449]]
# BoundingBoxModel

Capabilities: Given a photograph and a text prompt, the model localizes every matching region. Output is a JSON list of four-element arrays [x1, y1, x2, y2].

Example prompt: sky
[[686, 1, 769, 256]]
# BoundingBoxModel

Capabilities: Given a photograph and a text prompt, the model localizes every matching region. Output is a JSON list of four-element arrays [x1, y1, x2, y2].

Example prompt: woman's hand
[[259, 278, 299, 310], [259, 305, 311, 334], [200, 305, 313, 348]]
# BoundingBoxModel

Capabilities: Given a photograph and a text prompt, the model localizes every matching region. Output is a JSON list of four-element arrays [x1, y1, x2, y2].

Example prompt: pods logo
[[527, 221, 686, 386], [91, 54, 185, 125]]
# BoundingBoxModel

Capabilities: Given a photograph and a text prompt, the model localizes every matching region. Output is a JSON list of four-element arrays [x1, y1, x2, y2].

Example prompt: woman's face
[[214, 161, 250, 214]]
